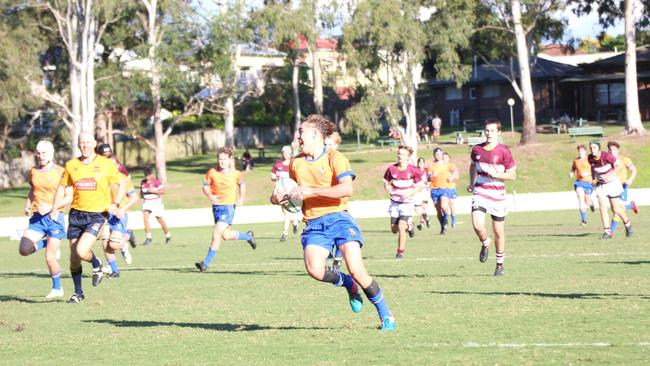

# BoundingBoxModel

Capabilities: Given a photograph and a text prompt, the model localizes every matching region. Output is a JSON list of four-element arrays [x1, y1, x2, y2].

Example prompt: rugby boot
[[280, 233, 288, 242], [67, 293, 85, 304], [246, 231, 257, 249], [127, 229, 137, 248], [143, 238, 153, 246], [381, 316, 396, 331], [45, 288, 64, 300], [494, 264, 505, 277], [195, 261, 207, 272], [479, 244, 489, 263], [625, 224, 633, 237], [92, 268, 104, 287]]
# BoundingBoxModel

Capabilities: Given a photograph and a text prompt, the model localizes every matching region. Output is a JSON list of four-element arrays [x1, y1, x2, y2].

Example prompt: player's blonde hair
[[35, 140, 55, 161], [302, 114, 336, 139]]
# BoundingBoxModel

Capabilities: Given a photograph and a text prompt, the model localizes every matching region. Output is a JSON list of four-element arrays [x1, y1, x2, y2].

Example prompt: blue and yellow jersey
[[615, 155, 633, 183], [204, 168, 243, 205], [60, 155, 123, 213], [289, 147, 354, 221], [28, 164, 65, 212]]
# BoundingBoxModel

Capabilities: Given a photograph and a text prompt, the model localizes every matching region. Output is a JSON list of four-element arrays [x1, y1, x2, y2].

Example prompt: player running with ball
[[271, 114, 396, 331]]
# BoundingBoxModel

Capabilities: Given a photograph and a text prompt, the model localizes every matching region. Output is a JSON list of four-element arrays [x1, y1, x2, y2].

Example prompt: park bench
[[568, 126, 604, 142], [376, 138, 399, 148], [463, 119, 483, 133], [467, 136, 504, 146]]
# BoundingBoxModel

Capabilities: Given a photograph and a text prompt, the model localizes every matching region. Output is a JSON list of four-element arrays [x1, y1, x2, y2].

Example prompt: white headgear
[[36, 140, 55, 161]]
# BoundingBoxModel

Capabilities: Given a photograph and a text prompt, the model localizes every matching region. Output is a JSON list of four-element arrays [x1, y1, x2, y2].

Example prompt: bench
[[377, 138, 399, 148], [467, 136, 504, 146], [568, 126, 604, 142], [463, 119, 483, 133]]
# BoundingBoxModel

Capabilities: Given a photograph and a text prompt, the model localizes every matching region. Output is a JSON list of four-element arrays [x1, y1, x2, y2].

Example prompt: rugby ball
[[275, 177, 302, 213]]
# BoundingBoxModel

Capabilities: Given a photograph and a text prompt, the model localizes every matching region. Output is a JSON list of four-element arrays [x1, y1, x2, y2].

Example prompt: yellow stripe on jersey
[[29, 164, 65, 213], [60, 155, 123, 213], [289, 148, 353, 221], [204, 168, 242, 205]]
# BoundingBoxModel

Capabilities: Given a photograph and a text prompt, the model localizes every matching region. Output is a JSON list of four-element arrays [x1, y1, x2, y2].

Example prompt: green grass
[[1, 209, 649, 364], [2, 123, 650, 217]]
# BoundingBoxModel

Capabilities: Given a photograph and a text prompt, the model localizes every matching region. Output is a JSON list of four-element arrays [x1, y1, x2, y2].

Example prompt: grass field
[[2, 123, 650, 218], [2, 209, 649, 364]]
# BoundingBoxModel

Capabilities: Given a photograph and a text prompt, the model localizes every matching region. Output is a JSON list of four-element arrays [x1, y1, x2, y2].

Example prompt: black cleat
[[625, 225, 633, 237], [293, 222, 299, 234], [425, 217, 430, 228], [67, 293, 85, 304], [416, 224, 422, 231], [195, 261, 207, 272], [143, 238, 153, 246], [440, 224, 448, 235], [395, 252, 404, 259], [108, 272, 120, 279], [494, 264, 505, 276], [246, 231, 257, 249], [165, 236, 172, 245], [407, 225, 415, 238], [479, 245, 489, 263], [127, 229, 137, 248], [280, 233, 288, 242], [600, 232, 613, 240], [590, 204, 595, 212]]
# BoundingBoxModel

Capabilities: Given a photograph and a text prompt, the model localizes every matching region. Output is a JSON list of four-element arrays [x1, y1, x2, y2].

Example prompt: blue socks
[[451, 215, 456, 226], [610, 220, 619, 233], [72, 269, 83, 294], [108, 259, 119, 274], [580, 211, 587, 222], [51, 271, 62, 290], [369, 289, 391, 320], [204, 248, 218, 267], [237, 231, 252, 241], [36, 239, 47, 251]]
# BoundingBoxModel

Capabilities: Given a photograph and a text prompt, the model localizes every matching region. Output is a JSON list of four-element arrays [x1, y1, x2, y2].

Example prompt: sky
[[559, 6, 625, 41]]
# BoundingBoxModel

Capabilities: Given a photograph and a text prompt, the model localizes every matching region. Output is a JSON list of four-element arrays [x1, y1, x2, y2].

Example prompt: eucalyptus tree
[[573, 0, 649, 135]]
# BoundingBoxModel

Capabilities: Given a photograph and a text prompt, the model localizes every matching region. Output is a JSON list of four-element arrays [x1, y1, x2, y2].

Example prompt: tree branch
[[27, 78, 75, 122]]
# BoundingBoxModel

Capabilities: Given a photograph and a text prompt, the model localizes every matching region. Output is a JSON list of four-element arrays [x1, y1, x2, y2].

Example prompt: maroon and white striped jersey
[[271, 160, 291, 179], [383, 164, 423, 204], [588, 151, 617, 184], [470, 143, 516, 202]]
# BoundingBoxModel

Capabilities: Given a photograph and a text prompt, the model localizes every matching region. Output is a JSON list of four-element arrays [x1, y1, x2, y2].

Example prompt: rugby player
[[141, 167, 172, 245], [19, 140, 69, 299], [607, 141, 639, 237], [51, 132, 126, 303], [569, 145, 596, 225], [383, 145, 423, 258], [271, 146, 300, 242], [428, 147, 459, 235], [271, 114, 396, 331], [195, 147, 257, 272], [467, 119, 516, 276]]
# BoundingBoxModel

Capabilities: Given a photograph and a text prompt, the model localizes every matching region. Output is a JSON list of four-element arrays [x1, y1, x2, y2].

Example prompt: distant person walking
[[431, 114, 442, 143], [141, 167, 172, 245]]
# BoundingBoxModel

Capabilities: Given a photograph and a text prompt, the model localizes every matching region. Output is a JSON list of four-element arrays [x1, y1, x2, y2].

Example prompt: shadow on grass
[[599, 260, 650, 265], [0, 295, 50, 304], [126, 267, 305, 276], [429, 290, 647, 300], [519, 233, 592, 238], [0, 272, 55, 279], [84, 319, 333, 331], [376, 273, 485, 279]]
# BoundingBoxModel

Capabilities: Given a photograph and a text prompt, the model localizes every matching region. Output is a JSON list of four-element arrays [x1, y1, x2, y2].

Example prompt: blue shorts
[[108, 213, 129, 234], [212, 205, 235, 225], [67, 209, 107, 240], [574, 180, 594, 195], [27, 212, 66, 240], [301, 211, 364, 251], [621, 183, 628, 201], [430, 188, 452, 202], [449, 187, 458, 199]]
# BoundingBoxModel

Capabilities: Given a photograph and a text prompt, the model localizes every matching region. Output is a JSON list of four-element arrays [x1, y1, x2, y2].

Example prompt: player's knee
[[108, 231, 124, 250], [305, 263, 324, 280]]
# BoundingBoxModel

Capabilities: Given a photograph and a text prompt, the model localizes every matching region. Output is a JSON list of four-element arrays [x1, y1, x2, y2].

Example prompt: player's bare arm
[[296, 175, 353, 199], [202, 182, 219, 205], [467, 162, 477, 192], [236, 182, 245, 206]]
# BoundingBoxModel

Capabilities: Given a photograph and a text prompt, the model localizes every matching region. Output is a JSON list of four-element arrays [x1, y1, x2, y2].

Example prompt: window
[[469, 87, 477, 99], [482, 84, 500, 98], [596, 83, 625, 105], [445, 86, 462, 100]]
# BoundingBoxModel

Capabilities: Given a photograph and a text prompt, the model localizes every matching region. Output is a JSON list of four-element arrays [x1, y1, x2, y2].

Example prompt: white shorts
[[413, 190, 430, 206], [388, 202, 415, 219], [471, 194, 508, 219], [596, 178, 624, 198], [143, 200, 165, 217]]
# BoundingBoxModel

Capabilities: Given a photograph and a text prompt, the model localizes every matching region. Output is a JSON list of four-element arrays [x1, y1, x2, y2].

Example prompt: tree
[[476, 0, 568, 144], [0, 2, 45, 154], [27, 0, 127, 153], [573, 0, 648, 135], [343, 0, 429, 156]]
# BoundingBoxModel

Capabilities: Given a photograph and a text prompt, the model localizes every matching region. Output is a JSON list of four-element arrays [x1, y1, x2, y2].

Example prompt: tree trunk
[[311, 46, 323, 114], [511, 0, 536, 144], [225, 96, 235, 147], [292, 61, 302, 143], [624, 0, 645, 135]]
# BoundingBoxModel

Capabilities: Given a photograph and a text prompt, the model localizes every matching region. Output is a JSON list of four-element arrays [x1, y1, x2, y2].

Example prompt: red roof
[[540, 44, 585, 57]]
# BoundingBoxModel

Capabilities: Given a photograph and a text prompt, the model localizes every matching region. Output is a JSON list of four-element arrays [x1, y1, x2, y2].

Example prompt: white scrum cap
[[35, 140, 55, 161]]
